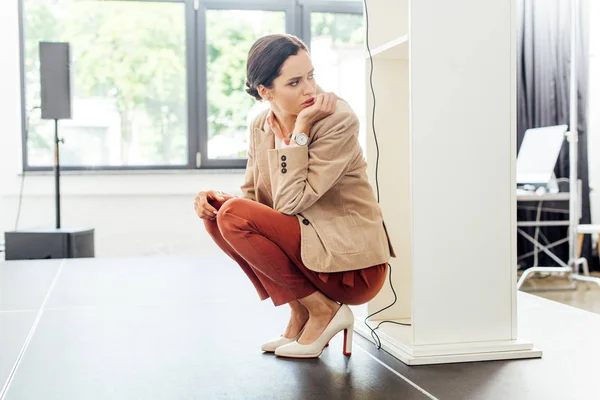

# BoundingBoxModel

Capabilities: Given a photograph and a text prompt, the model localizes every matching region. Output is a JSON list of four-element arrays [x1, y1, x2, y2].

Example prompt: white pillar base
[[355, 319, 542, 366]]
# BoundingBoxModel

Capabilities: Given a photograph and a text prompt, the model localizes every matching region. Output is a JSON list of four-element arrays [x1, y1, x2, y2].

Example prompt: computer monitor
[[516, 124, 568, 186]]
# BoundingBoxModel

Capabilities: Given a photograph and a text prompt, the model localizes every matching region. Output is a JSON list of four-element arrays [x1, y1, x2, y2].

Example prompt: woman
[[194, 34, 395, 359]]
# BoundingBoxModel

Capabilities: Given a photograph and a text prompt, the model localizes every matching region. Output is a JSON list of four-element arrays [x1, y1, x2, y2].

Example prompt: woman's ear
[[257, 85, 272, 102]]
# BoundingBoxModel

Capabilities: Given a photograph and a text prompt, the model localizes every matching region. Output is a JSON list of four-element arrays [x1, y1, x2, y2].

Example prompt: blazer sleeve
[[240, 127, 256, 201], [267, 111, 359, 215]]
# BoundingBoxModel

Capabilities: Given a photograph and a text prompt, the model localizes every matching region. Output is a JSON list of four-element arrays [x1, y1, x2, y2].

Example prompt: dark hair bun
[[245, 81, 261, 101]]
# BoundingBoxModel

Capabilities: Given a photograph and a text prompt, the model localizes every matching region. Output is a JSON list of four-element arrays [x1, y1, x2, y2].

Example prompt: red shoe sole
[[343, 329, 352, 356]]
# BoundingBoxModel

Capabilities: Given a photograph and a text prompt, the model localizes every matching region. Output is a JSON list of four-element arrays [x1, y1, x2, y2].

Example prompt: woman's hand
[[295, 92, 337, 136], [194, 190, 235, 220]]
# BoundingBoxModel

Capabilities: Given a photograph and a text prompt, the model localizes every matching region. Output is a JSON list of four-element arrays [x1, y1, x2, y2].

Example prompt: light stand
[[53, 118, 64, 229], [566, 0, 600, 286]]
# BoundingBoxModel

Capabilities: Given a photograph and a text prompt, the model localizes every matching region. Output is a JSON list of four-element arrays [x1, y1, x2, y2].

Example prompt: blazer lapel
[[254, 126, 274, 199]]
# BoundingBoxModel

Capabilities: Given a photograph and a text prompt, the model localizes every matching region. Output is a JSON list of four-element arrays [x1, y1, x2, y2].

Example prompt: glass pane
[[23, 0, 187, 167], [311, 13, 366, 153], [206, 10, 285, 160]]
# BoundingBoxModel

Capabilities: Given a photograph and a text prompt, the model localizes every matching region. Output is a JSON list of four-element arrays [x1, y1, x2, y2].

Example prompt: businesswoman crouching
[[194, 33, 395, 359]]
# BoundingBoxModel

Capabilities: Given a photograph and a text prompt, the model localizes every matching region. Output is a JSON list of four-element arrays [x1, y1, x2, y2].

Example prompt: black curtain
[[517, 0, 597, 270]]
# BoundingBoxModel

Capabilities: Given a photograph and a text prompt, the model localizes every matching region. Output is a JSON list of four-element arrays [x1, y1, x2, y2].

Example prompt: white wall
[[0, 0, 245, 258], [589, 0, 600, 225]]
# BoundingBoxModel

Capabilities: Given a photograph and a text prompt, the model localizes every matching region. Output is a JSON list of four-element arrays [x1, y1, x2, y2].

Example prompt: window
[[205, 10, 285, 160], [20, 0, 363, 170], [310, 12, 366, 152], [23, 0, 187, 168]]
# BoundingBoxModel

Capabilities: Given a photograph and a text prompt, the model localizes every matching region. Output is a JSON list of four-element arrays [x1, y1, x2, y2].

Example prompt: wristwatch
[[291, 132, 309, 146]]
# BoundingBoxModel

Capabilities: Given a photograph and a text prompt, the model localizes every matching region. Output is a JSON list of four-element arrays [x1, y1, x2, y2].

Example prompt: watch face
[[296, 133, 308, 146]]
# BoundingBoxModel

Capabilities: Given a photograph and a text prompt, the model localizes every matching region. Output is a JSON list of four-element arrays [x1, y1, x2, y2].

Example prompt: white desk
[[516, 191, 570, 202]]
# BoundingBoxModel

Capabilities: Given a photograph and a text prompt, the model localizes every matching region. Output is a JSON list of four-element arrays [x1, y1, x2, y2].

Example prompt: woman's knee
[[216, 197, 249, 229], [217, 197, 244, 216]]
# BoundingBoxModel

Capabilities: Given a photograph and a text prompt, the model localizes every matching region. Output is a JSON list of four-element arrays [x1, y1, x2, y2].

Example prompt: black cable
[[14, 106, 40, 231], [365, 2, 380, 204], [14, 167, 27, 231], [0, 107, 37, 254], [362, 0, 410, 352]]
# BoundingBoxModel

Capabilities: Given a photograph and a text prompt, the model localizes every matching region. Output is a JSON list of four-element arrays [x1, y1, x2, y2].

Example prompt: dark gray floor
[[1, 255, 599, 400]]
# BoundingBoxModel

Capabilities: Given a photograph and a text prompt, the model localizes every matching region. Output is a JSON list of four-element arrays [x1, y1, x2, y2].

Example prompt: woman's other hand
[[194, 190, 235, 220], [295, 92, 337, 135]]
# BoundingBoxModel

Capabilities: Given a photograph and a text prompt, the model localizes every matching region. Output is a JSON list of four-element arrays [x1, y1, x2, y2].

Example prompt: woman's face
[[263, 51, 317, 116]]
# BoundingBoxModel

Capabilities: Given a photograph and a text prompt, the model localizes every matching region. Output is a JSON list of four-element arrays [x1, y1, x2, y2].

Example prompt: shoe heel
[[343, 327, 353, 356]]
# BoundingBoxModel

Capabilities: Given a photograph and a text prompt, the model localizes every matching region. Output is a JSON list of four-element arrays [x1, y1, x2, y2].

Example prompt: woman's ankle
[[289, 300, 308, 313], [298, 292, 339, 316]]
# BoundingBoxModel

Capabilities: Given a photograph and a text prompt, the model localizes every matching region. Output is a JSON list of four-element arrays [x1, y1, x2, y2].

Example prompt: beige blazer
[[240, 97, 396, 273]]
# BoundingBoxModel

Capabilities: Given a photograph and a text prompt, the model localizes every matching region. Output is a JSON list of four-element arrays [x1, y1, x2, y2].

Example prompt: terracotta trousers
[[204, 197, 388, 307]]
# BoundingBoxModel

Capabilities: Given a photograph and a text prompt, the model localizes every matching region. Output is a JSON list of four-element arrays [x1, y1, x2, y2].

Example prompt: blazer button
[[302, 219, 310, 225], [281, 155, 287, 161], [282, 168, 287, 174], [281, 162, 287, 168]]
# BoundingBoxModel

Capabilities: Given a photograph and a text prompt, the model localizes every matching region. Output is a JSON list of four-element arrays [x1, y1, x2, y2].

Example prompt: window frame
[[18, 0, 362, 171]]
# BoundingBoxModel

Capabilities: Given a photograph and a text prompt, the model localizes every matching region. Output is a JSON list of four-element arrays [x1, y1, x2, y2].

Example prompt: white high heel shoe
[[262, 327, 330, 352], [275, 304, 354, 359], [261, 332, 302, 353]]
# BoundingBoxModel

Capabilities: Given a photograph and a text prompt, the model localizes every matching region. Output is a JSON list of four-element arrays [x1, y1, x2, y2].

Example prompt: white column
[[358, 0, 541, 365]]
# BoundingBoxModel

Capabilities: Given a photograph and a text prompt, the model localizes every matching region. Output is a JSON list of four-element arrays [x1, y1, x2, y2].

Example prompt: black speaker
[[39, 42, 72, 120], [4, 229, 94, 261]]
